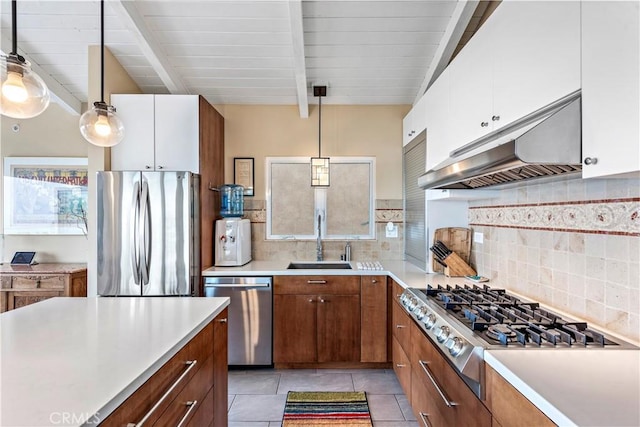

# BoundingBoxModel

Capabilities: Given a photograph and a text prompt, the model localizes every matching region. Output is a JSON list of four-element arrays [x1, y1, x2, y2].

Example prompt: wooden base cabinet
[[274, 276, 361, 364], [410, 322, 491, 427], [485, 365, 555, 427], [101, 309, 228, 427], [0, 265, 87, 312], [361, 275, 388, 362], [391, 286, 412, 400]]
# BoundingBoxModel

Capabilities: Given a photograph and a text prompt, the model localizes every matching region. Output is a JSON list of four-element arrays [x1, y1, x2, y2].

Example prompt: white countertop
[[202, 260, 469, 288], [0, 297, 229, 427], [204, 259, 640, 425], [485, 350, 640, 426]]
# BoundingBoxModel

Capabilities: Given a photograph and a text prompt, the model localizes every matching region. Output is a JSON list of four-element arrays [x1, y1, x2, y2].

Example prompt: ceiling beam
[[413, 0, 479, 104], [288, 0, 309, 118], [110, 1, 189, 94], [0, 44, 82, 116]]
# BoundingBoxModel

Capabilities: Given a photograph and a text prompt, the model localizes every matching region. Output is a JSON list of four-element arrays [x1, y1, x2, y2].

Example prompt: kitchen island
[[0, 296, 229, 426]]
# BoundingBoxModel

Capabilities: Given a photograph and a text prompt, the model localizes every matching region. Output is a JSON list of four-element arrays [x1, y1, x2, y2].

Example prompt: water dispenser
[[220, 184, 244, 217]]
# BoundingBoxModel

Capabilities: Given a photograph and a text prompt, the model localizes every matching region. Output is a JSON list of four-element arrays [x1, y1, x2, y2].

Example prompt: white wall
[[0, 103, 88, 263]]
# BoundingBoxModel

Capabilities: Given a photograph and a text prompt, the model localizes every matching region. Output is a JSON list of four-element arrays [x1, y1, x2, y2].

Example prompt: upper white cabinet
[[444, 1, 580, 151], [424, 71, 451, 171], [111, 95, 199, 172], [581, 1, 640, 178], [402, 94, 427, 146], [491, 1, 580, 127]]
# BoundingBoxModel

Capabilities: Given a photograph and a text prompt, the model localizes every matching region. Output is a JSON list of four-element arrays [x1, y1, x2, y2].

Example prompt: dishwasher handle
[[205, 283, 270, 288]]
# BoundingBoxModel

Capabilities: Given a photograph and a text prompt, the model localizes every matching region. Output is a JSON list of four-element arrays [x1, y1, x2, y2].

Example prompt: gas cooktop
[[398, 284, 637, 398], [418, 284, 626, 348]]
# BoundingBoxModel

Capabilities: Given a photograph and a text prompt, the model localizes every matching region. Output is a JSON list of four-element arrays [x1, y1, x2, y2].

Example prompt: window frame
[[266, 156, 376, 241]]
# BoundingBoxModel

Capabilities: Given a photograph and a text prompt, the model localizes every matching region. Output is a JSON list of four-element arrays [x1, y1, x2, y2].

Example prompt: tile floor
[[227, 368, 419, 427]]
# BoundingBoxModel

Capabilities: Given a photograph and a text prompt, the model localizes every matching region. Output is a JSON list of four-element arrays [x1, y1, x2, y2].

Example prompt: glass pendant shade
[[79, 101, 124, 147], [0, 54, 50, 118], [311, 157, 330, 186]]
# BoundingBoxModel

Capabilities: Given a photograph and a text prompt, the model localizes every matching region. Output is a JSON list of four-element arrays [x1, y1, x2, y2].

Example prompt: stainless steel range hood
[[418, 91, 582, 190]]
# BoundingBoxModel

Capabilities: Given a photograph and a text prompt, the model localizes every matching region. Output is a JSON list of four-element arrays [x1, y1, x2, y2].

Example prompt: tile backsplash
[[469, 176, 640, 343], [244, 199, 404, 262]]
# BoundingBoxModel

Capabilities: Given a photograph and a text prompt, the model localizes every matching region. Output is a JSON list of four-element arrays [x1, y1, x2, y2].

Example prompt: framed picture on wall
[[234, 157, 254, 197], [3, 157, 88, 235]]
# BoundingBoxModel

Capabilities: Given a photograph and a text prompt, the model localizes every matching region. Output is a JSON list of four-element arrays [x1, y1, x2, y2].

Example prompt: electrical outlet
[[386, 222, 398, 238], [474, 232, 484, 244]]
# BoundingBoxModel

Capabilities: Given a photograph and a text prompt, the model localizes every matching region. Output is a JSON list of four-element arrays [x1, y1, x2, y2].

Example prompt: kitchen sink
[[287, 262, 352, 270]]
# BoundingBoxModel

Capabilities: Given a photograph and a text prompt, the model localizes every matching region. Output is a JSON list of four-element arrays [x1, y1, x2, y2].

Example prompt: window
[[266, 157, 375, 240]]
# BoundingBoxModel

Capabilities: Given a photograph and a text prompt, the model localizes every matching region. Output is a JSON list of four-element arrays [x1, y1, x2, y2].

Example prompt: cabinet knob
[[396, 324, 406, 329], [308, 299, 315, 303], [319, 298, 326, 303], [491, 115, 500, 121], [218, 318, 228, 323], [396, 363, 406, 368], [36, 280, 41, 288], [480, 122, 489, 127], [584, 157, 598, 165], [145, 165, 152, 169], [371, 279, 378, 284], [157, 165, 164, 170]]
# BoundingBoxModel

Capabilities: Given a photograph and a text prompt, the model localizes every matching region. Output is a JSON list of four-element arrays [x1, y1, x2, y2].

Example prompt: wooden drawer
[[410, 322, 491, 427], [101, 321, 214, 426], [391, 279, 405, 302], [186, 385, 214, 427], [392, 335, 412, 401], [3, 275, 66, 290], [274, 275, 360, 295], [153, 355, 214, 427], [392, 299, 411, 351], [411, 367, 447, 427]]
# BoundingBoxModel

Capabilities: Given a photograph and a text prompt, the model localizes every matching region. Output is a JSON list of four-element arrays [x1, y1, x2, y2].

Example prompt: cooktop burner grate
[[415, 284, 617, 348]]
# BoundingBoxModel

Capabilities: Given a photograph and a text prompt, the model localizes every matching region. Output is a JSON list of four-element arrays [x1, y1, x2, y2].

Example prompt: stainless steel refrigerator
[[97, 171, 200, 296]]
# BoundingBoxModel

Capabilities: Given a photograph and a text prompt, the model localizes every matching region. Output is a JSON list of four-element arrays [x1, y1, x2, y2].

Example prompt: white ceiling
[[0, 0, 485, 117]]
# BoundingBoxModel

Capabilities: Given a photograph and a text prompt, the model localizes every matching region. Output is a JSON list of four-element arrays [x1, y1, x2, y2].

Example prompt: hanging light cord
[[318, 93, 322, 157], [100, 0, 105, 103], [9, 0, 24, 62], [10, 0, 17, 54]]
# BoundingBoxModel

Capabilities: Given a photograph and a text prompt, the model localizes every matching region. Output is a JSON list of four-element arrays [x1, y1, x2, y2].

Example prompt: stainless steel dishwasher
[[203, 276, 272, 367]]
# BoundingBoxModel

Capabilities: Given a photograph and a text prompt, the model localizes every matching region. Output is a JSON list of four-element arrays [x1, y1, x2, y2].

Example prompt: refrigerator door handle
[[139, 180, 151, 287], [130, 181, 141, 285]]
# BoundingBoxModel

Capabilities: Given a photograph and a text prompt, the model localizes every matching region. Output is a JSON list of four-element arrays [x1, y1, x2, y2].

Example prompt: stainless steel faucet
[[316, 214, 323, 261]]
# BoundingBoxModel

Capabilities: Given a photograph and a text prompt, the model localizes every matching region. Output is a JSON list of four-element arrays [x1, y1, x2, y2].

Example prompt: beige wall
[[221, 104, 410, 199], [0, 103, 89, 263]]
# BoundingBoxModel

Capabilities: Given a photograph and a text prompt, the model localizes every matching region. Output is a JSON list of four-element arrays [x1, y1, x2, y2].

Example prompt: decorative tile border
[[469, 198, 640, 236], [376, 208, 403, 223]]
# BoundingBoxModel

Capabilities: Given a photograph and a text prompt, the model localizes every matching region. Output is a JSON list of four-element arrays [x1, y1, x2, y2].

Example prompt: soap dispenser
[[345, 242, 351, 262]]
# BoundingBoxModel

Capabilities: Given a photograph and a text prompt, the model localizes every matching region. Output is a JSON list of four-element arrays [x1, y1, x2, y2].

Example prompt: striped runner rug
[[282, 391, 373, 426]]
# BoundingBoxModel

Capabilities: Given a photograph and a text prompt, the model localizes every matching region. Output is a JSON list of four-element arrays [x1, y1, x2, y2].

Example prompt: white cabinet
[[424, 71, 452, 171], [402, 94, 427, 146], [581, 1, 640, 178], [111, 95, 199, 172], [445, 1, 580, 150]]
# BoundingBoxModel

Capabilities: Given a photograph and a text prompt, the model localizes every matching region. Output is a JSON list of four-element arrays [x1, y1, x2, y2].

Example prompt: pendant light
[[0, 0, 50, 119], [311, 85, 329, 187], [79, 0, 124, 147]]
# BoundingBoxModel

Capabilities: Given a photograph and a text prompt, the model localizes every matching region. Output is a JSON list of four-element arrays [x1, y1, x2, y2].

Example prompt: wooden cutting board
[[432, 227, 472, 273]]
